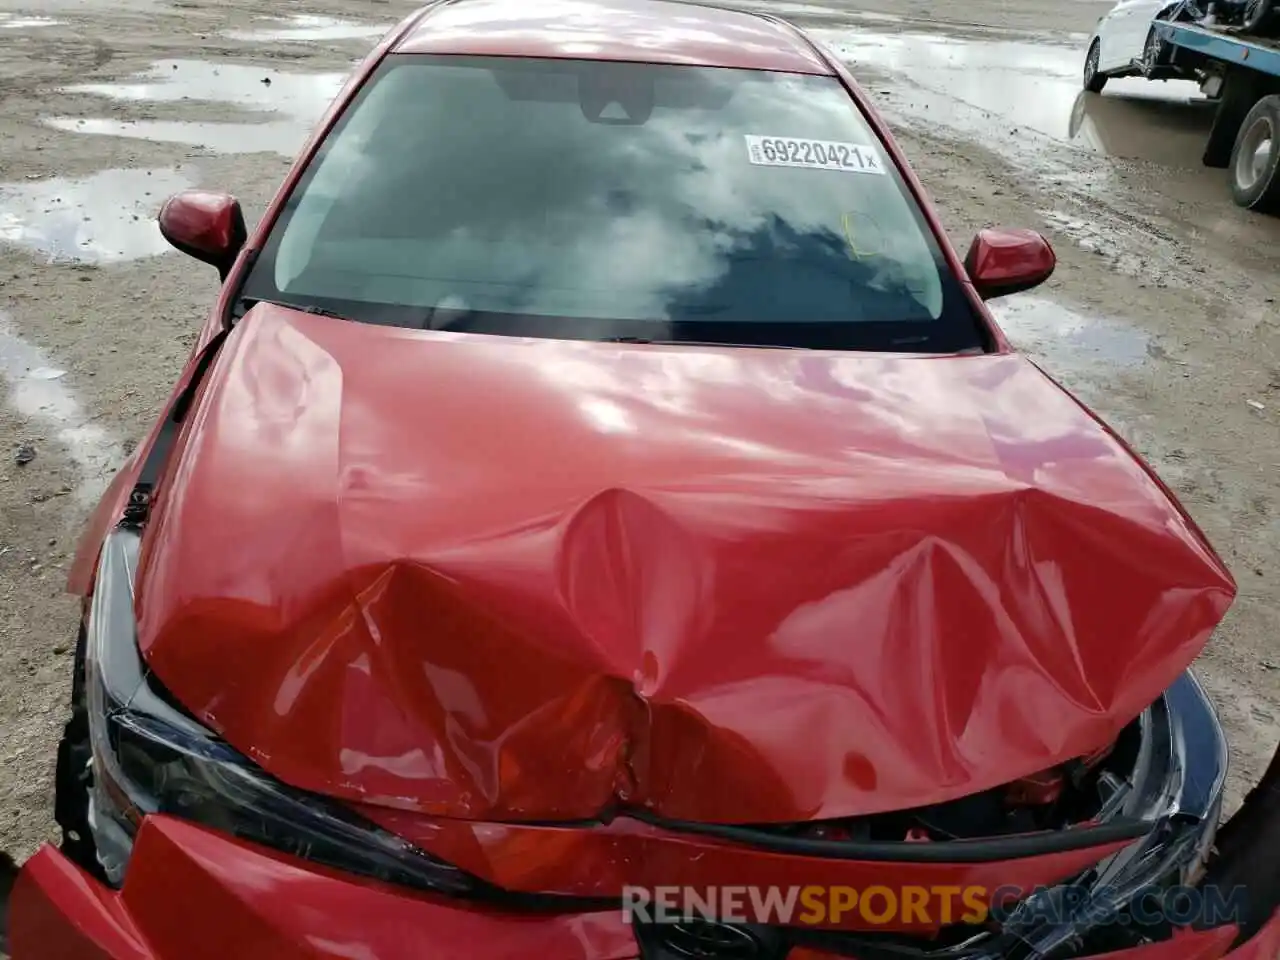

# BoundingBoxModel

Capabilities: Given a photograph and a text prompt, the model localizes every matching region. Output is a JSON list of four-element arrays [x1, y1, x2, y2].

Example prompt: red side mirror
[[964, 228, 1056, 300], [157, 190, 247, 280]]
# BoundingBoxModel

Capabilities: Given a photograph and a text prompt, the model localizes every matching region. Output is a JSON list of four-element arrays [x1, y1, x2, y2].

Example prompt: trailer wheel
[[1230, 94, 1280, 212], [1084, 40, 1106, 93], [1242, 0, 1277, 35]]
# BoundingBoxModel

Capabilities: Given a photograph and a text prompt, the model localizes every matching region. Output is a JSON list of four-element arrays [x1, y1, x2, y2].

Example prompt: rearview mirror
[[964, 228, 1056, 300], [158, 190, 247, 280]]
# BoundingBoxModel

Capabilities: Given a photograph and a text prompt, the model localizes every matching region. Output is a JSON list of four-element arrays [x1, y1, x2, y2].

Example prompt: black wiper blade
[[298, 304, 351, 320], [603, 336, 803, 350], [239, 297, 352, 321]]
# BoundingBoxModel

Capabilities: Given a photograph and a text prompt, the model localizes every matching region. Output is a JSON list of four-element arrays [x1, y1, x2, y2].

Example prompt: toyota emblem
[[661, 919, 762, 959]]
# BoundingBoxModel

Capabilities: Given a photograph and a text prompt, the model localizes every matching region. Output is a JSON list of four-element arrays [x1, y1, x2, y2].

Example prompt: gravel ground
[[0, 0, 1277, 939]]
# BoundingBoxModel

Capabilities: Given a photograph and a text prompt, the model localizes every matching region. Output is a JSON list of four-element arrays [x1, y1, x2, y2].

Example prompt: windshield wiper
[[603, 336, 803, 350], [237, 297, 352, 321]]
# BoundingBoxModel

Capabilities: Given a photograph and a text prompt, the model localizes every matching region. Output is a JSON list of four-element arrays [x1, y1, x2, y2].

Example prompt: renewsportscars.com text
[[622, 884, 1250, 928]]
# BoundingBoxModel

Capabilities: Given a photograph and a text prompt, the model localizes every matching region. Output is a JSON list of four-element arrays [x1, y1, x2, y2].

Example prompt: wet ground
[[0, 0, 1278, 927]]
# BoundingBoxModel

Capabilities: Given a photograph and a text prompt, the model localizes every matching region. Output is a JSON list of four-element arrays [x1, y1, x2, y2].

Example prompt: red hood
[[135, 304, 1234, 823]]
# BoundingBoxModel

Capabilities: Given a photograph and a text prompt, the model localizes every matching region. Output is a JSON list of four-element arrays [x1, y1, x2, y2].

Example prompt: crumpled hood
[[135, 303, 1234, 823]]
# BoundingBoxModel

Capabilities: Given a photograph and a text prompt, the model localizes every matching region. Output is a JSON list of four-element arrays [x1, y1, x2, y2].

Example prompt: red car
[[11, 0, 1280, 957]]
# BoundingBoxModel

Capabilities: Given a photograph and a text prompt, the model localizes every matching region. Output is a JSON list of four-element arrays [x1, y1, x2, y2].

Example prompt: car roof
[[393, 0, 835, 75]]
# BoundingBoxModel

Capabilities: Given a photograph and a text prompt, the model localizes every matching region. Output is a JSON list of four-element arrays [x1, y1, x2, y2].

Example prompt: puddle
[[224, 14, 390, 43], [0, 14, 59, 28], [49, 59, 347, 158], [0, 315, 125, 503], [46, 117, 314, 157], [0, 168, 190, 263], [989, 294, 1151, 378], [67, 59, 347, 114], [728, 1, 1081, 41], [4, 0, 154, 9], [727, 1, 904, 24], [816, 29, 1208, 165], [1068, 89, 1217, 167]]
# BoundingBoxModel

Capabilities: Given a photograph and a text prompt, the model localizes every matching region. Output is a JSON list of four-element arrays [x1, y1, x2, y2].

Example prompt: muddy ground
[[0, 0, 1277, 924]]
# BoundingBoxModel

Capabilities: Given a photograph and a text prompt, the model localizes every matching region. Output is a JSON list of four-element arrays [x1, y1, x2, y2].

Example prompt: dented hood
[[135, 304, 1234, 823]]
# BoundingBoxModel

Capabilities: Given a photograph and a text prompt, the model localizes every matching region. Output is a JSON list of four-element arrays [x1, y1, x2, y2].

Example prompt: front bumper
[[12, 815, 1280, 960]]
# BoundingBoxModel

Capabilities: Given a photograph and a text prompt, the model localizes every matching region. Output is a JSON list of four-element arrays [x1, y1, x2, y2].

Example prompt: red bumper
[[12, 816, 1280, 960], [10, 817, 637, 960]]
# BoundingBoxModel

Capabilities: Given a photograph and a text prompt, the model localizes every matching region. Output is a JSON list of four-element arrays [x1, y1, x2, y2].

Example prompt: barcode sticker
[[745, 135, 885, 175]]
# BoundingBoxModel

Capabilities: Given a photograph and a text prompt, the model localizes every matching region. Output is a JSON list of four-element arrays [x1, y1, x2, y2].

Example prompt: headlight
[[988, 672, 1228, 957], [83, 526, 474, 895]]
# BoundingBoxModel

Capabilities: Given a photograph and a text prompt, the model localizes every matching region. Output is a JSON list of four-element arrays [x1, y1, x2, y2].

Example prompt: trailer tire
[[1242, 0, 1277, 35], [1230, 94, 1280, 212], [1084, 40, 1107, 93]]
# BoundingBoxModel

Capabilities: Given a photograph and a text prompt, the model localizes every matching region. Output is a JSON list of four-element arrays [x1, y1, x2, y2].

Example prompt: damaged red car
[[11, 0, 1280, 958]]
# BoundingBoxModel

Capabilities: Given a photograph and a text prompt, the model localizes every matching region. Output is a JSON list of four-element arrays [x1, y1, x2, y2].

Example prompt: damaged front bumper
[[13, 687, 1280, 960], [15, 528, 1280, 960], [10, 812, 1280, 960]]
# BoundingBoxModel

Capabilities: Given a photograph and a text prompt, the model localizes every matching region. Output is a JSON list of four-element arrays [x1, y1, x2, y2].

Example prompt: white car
[[1083, 0, 1278, 92], [1084, 0, 1184, 91]]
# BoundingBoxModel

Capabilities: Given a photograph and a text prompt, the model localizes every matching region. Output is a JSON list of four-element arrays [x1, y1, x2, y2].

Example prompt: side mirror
[[157, 190, 247, 280], [964, 228, 1056, 300]]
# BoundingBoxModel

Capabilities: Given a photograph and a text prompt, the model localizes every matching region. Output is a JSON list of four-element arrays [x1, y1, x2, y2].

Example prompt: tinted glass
[[239, 55, 985, 352]]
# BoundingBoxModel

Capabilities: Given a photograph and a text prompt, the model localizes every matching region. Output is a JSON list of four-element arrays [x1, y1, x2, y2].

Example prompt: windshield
[[238, 55, 986, 353]]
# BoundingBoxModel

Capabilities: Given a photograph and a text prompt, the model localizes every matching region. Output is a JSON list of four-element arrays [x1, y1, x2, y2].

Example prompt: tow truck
[[1141, 19, 1280, 210]]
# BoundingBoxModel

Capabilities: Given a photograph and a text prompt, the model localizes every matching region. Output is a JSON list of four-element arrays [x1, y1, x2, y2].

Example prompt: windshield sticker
[[745, 135, 886, 175]]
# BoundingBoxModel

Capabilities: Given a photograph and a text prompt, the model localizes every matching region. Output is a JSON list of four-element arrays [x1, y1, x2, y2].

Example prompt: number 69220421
[[747, 135, 884, 175]]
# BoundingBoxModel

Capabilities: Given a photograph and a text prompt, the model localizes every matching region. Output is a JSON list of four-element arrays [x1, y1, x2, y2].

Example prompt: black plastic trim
[[624, 809, 1154, 863], [120, 326, 232, 528]]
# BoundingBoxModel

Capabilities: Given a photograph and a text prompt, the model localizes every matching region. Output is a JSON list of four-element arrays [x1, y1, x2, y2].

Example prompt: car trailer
[[1147, 20, 1280, 210]]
